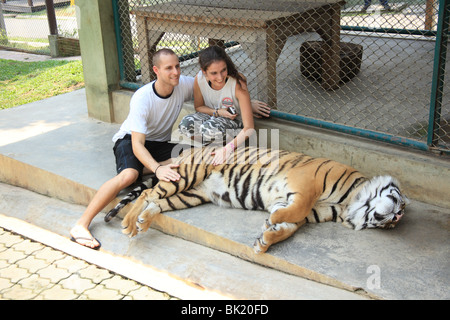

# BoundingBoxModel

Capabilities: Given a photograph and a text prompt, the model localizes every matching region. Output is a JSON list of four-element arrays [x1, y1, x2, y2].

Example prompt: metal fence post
[[112, 0, 135, 82], [428, 0, 449, 150]]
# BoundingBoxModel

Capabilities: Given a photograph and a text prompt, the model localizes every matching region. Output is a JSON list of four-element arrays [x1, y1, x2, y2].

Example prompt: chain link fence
[[0, 0, 79, 56], [115, 0, 449, 154]]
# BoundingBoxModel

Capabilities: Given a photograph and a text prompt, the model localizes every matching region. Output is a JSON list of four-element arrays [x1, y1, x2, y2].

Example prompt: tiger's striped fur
[[121, 146, 408, 253]]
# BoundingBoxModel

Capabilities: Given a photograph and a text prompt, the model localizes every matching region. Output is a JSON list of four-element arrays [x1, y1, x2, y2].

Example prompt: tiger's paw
[[121, 208, 141, 237], [254, 220, 276, 254], [121, 201, 161, 237], [253, 234, 269, 254], [135, 202, 160, 234]]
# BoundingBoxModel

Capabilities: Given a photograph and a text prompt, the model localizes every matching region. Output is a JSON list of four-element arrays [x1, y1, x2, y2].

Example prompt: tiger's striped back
[[170, 146, 367, 221]]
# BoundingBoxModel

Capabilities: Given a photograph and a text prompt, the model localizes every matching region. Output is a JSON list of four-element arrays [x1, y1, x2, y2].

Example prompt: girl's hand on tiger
[[154, 164, 180, 182], [211, 145, 234, 166]]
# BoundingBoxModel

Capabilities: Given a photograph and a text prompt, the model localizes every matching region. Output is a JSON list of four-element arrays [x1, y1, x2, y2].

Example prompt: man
[[70, 49, 194, 249]]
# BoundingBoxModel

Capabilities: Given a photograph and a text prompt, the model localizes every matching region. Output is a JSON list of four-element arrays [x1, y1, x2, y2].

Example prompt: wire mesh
[[115, 0, 449, 153], [0, 0, 78, 55]]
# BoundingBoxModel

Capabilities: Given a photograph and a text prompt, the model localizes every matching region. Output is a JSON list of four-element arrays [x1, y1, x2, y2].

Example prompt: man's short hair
[[153, 48, 177, 67]]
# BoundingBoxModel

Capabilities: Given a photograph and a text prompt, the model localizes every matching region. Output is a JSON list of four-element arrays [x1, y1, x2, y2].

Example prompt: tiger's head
[[344, 176, 409, 230]]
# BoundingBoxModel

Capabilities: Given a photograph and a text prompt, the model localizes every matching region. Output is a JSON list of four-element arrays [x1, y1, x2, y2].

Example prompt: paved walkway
[[0, 227, 174, 300]]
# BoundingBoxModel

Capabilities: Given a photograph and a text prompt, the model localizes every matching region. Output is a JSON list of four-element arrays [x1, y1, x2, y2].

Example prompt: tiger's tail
[[104, 178, 156, 222]]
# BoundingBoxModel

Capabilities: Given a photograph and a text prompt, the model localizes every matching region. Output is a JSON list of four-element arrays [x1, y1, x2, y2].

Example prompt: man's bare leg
[[70, 168, 139, 249]]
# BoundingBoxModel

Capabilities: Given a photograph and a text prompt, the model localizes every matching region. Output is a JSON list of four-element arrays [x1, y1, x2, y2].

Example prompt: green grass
[[0, 59, 84, 110]]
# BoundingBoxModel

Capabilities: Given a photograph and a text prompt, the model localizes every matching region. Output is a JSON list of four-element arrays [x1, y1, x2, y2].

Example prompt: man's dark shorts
[[113, 134, 189, 179]]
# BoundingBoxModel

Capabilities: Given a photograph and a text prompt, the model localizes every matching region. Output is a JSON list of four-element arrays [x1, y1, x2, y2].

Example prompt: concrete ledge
[[0, 154, 95, 208], [122, 197, 450, 300], [0, 153, 123, 213], [112, 89, 134, 124], [1, 154, 449, 299], [150, 212, 368, 296], [1, 182, 371, 300]]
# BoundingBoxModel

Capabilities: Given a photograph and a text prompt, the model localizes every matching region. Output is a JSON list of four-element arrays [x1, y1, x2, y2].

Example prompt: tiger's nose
[[392, 212, 404, 222]]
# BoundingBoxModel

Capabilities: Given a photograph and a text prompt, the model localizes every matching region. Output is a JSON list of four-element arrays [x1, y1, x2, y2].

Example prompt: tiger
[[120, 145, 409, 254]]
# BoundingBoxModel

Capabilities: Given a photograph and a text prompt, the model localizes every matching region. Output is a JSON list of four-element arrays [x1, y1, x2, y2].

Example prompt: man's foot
[[69, 225, 101, 250]]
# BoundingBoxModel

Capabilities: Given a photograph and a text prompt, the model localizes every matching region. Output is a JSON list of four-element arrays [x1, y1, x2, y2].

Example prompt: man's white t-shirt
[[112, 75, 194, 143]]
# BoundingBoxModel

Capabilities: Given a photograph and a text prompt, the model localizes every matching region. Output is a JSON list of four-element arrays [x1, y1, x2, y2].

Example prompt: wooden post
[[317, 3, 341, 91], [425, 0, 437, 31], [45, 0, 58, 35]]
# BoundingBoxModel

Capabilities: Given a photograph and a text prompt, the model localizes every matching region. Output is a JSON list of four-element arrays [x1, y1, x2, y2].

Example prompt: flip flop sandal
[[70, 236, 101, 250]]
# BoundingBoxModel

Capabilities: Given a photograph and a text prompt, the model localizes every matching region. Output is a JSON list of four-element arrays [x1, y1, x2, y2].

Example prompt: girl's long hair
[[198, 46, 247, 88]]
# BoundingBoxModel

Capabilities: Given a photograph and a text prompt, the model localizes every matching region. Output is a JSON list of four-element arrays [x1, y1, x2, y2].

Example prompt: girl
[[179, 46, 269, 165]]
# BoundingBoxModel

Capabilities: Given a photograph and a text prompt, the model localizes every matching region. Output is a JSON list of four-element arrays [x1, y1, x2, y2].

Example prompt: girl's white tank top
[[197, 70, 241, 119]]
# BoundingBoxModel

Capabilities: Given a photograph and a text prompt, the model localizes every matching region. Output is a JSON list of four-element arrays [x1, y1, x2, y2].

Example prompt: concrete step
[[0, 182, 366, 300], [1, 89, 449, 299], [1, 153, 449, 299]]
